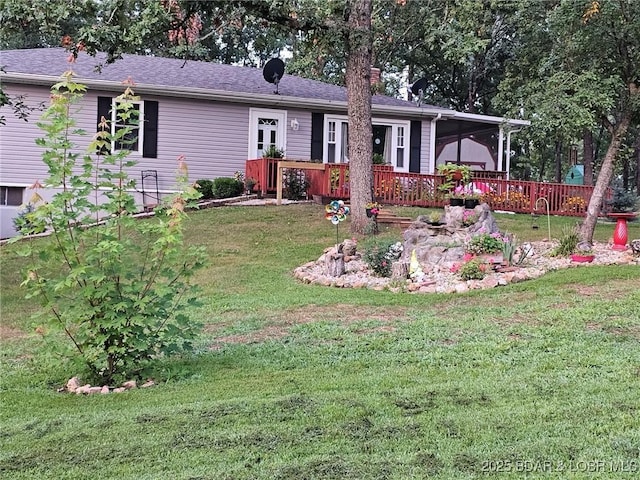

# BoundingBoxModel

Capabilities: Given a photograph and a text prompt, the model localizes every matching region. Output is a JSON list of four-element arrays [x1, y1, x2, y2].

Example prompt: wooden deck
[[246, 158, 602, 217]]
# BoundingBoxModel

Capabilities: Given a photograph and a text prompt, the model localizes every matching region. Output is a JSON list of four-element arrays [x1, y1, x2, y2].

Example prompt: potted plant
[[446, 185, 466, 206], [437, 163, 472, 194], [263, 145, 285, 158], [426, 211, 444, 225], [365, 201, 381, 218], [463, 190, 481, 209]]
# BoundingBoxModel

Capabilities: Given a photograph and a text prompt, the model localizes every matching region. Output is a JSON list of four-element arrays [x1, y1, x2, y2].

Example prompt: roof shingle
[[1, 48, 426, 108]]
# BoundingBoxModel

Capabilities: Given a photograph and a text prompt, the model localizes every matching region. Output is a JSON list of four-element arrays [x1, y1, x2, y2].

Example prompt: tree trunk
[[635, 133, 640, 196], [345, 0, 374, 234], [583, 129, 594, 185], [622, 151, 630, 190], [554, 140, 563, 183], [580, 115, 632, 244]]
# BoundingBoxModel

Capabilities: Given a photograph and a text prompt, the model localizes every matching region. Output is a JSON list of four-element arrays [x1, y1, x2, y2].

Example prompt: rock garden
[[294, 204, 639, 294]]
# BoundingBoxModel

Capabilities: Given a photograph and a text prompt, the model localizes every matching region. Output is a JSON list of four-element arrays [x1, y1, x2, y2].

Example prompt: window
[[324, 116, 409, 170], [97, 97, 158, 158], [395, 126, 406, 171], [0, 186, 24, 206], [113, 101, 142, 152], [325, 119, 349, 163]]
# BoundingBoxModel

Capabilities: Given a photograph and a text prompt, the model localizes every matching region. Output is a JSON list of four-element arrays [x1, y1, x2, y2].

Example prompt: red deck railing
[[245, 158, 599, 217]]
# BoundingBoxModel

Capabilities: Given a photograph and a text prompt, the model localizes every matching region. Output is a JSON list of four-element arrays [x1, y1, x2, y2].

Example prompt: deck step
[[375, 209, 414, 228]]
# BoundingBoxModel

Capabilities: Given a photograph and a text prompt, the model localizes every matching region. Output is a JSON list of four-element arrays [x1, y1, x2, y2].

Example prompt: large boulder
[[400, 204, 499, 272]]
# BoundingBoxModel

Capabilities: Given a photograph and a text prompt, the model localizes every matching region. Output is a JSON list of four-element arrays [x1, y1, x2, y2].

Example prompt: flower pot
[[452, 171, 463, 181], [449, 198, 464, 207], [464, 198, 479, 209], [570, 253, 595, 263], [366, 208, 374, 218]]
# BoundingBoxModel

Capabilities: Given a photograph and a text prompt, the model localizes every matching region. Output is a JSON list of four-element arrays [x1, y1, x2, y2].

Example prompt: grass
[[1, 204, 639, 479]]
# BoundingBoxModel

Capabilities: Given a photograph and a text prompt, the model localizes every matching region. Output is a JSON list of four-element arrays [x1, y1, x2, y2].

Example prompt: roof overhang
[[1, 72, 527, 126], [451, 111, 530, 128]]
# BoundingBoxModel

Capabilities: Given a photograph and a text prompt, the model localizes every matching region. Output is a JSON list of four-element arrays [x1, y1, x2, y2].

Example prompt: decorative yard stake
[[325, 200, 350, 246], [535, 197, 551, 241]]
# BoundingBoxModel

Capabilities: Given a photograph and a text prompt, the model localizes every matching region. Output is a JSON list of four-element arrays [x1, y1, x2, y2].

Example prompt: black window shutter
[[97, 97, 112, 154], [143, 101, 159, 158], [409, 120, 422, 173], [311, 113, 324, 161]]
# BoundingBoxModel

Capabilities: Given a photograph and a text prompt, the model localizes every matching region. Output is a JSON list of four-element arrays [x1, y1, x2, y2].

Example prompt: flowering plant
[[461, 209, 479, 226], [465, 231, 506, 254], [362, 239, 403, 277], [365, 201, 381, 215], [447, 185, 466, 199]]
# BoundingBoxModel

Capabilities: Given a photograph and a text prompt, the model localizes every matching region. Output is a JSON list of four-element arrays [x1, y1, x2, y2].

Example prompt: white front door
[[249, 108, 287, 158]]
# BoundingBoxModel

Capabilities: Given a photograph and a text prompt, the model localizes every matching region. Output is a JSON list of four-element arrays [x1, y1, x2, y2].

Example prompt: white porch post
[[505, 128, 522, 181], [428, 114, 441, 174], [497, 127, 504, 173]]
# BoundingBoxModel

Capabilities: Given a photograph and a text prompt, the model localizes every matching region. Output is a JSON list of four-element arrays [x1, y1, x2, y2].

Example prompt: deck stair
[[375, 209, 414, 228]]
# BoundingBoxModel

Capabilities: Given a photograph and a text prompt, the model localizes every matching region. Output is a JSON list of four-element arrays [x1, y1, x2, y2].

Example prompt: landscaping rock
[[300, 204, 639, 294], [66, 376, 80, 393]]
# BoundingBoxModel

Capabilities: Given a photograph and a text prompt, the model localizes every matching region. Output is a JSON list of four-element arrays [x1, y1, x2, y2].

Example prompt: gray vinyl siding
[[153, 96, 249, 183], [1, 84, 59, 186], [282, 110, 312, 160], [0, 84, 257, 191]]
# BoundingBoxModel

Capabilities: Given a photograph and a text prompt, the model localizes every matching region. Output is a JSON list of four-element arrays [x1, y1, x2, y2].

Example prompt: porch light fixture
[[290, 118, 299, 131]]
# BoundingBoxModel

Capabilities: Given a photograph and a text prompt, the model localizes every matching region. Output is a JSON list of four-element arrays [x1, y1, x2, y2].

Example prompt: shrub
[[373, 153, 386, 165], [284, 169, 310, 200], [12, 203, 39, 235], [195, 179, 214, 199], [13, 71, 206, 384], [607, 179, 638, 213], [362, 239, 403, 277], [213, 177, 244, 198], [457, 258, 489, 280]]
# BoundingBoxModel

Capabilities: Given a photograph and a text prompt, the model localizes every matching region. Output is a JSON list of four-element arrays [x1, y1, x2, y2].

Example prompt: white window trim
[[323, 115, 411, 171], [111, 99, 144, 155], [248, 108, 287, 159]]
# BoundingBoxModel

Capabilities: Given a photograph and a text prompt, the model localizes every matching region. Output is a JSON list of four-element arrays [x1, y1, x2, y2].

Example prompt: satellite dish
[[263, 58, 285, 94], [410, 78, 427, 106]]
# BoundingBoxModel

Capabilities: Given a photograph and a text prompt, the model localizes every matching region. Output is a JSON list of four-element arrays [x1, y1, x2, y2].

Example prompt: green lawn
[[1, 204, 639, 479]]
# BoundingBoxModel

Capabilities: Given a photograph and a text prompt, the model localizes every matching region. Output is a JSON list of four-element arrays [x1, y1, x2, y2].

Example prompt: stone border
[[294, 241, 639, 294]]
